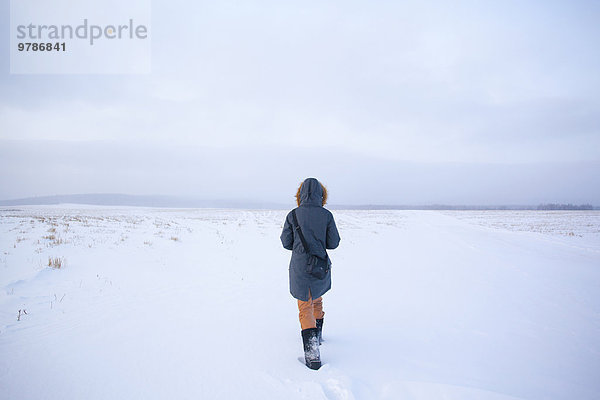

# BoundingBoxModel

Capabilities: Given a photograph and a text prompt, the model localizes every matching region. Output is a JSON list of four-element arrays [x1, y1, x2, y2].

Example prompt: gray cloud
[[1, 140, 598, 205], [1, 1, 599, 202]]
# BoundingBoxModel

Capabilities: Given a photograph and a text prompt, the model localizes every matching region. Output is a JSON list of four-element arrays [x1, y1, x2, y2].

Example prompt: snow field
[[1, 207, 599, 400]]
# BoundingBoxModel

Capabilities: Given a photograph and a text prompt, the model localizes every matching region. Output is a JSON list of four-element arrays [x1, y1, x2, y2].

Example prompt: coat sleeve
[[326, 213, 340, 249], [280, 213, 294, 250]]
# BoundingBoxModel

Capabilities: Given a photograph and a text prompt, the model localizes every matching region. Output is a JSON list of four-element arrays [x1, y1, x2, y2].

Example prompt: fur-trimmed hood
[[296, 178, 328, 206]]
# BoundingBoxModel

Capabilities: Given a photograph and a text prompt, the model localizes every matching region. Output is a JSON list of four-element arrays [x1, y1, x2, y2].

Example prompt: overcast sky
[[1, 0, 599, 205]]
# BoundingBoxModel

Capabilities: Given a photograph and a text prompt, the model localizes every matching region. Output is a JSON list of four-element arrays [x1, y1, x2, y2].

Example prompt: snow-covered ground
[[1, 206, 599, 400]]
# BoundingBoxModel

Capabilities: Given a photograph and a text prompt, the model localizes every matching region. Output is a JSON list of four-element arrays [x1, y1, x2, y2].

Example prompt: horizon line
[[0, 193, 597, 210]]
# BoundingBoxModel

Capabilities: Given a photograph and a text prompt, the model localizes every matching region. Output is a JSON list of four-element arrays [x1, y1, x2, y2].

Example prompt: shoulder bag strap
[[291, 209, 311, 254]]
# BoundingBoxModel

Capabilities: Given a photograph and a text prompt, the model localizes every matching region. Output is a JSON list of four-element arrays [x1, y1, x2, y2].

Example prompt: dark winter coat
[[280, 178, 341, 301]]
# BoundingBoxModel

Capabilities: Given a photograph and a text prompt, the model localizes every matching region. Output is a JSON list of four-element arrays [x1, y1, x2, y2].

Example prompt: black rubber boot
[[301, 328, 321, 370], [316, 318, 324, 345]]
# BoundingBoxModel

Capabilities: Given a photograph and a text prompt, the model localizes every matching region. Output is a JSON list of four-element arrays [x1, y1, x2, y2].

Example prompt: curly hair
[[296, 181, 328, 206]]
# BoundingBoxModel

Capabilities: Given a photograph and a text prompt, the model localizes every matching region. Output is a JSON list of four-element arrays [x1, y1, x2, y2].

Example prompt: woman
[[280, 177, 341, 370]]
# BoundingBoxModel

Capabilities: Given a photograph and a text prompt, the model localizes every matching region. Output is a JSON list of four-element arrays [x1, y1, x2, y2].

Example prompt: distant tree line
[[537, 203, 594, 210]]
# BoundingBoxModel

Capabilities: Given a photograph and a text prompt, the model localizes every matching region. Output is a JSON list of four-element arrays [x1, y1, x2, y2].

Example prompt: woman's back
[[281, 178, 340, 258]]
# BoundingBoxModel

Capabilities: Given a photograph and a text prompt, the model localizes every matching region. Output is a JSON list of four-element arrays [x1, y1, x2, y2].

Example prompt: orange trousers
[[298, 292, 324, 330]]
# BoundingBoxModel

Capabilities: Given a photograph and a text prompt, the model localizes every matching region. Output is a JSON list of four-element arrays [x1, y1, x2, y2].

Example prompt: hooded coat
[[280, 178, 341, 301]]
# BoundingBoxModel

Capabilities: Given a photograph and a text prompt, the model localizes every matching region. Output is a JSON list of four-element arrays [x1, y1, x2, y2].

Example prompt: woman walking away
[[280, 178, 341, 370]]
